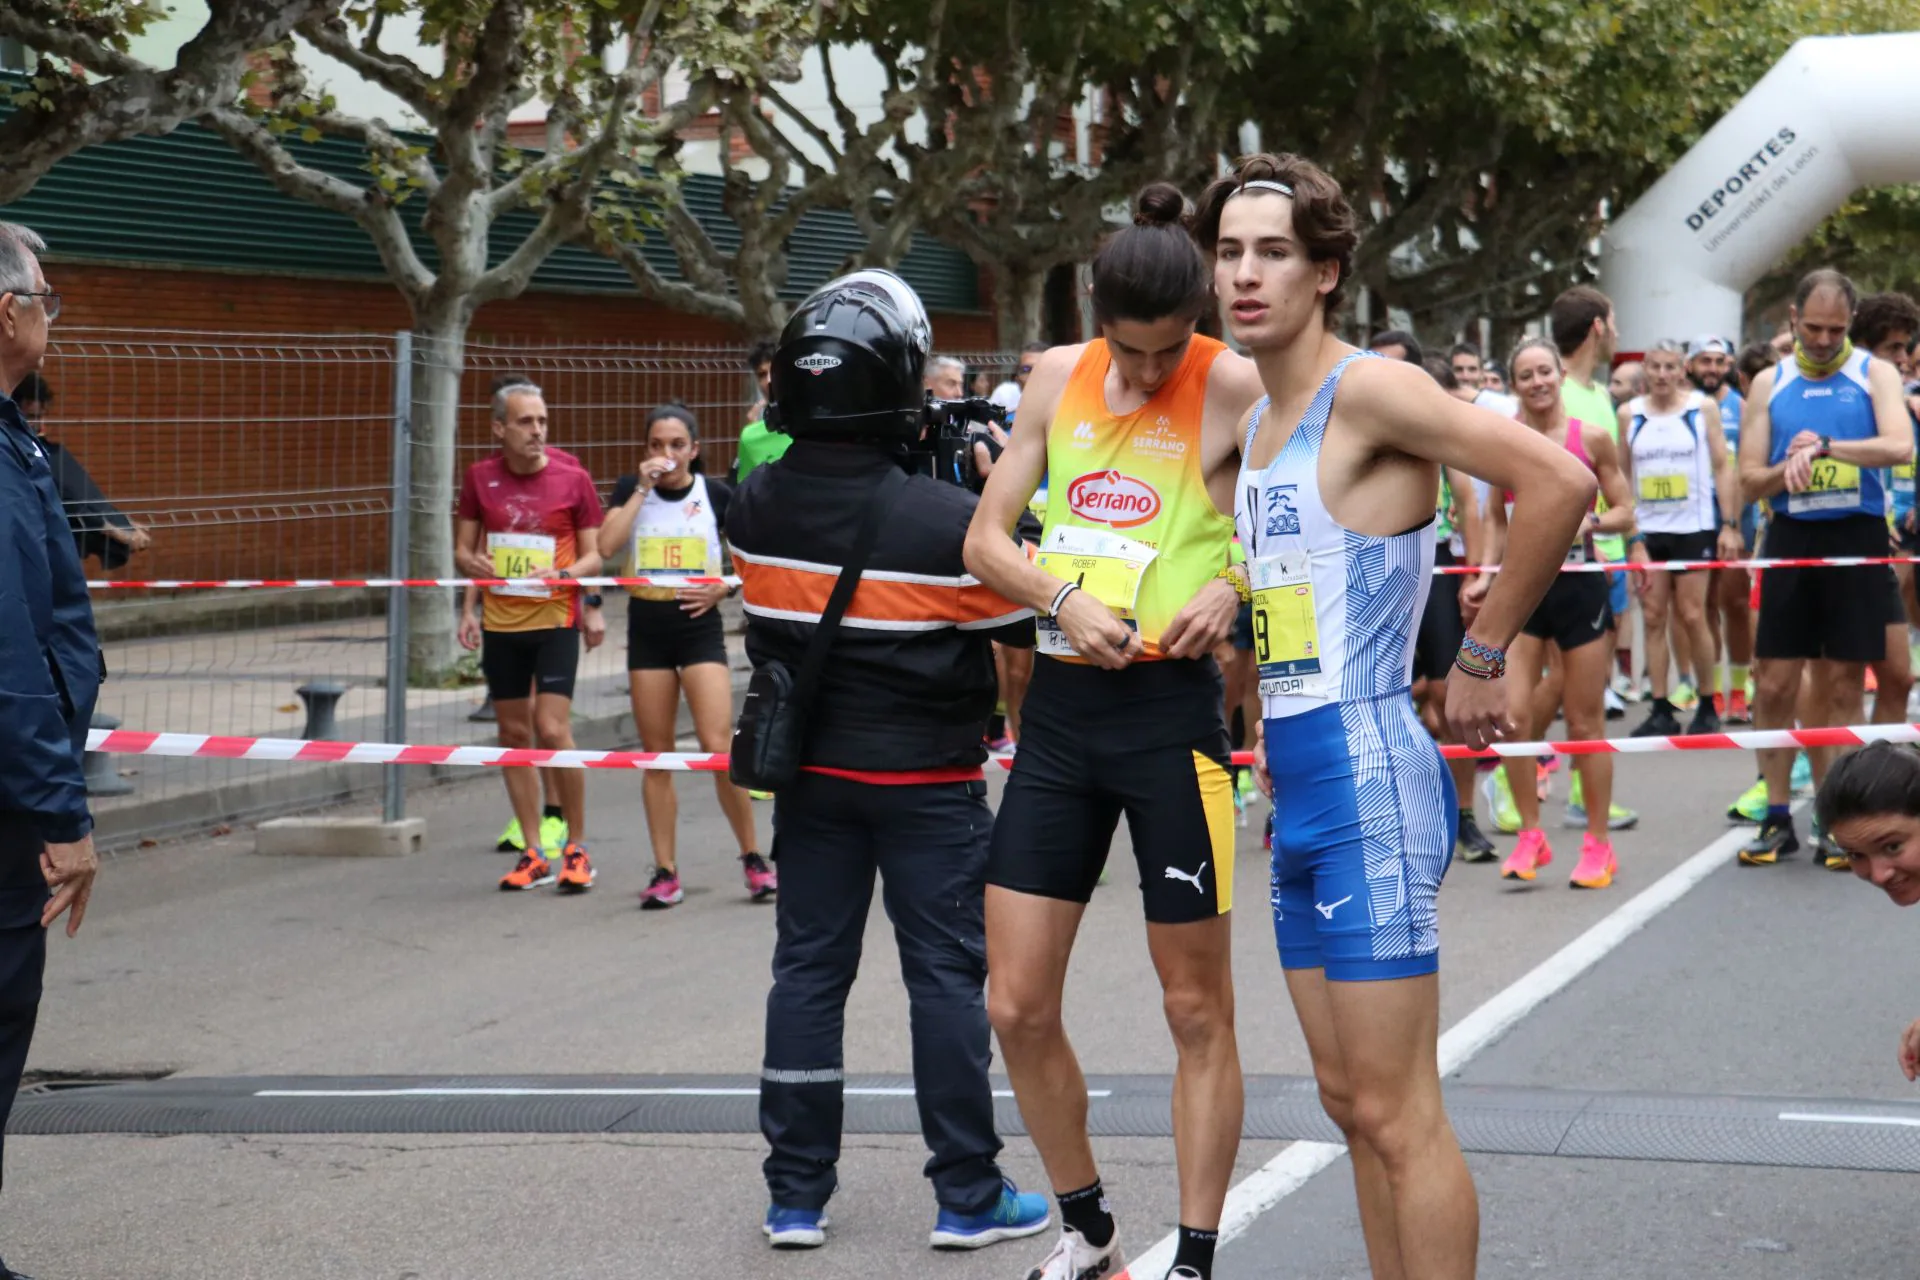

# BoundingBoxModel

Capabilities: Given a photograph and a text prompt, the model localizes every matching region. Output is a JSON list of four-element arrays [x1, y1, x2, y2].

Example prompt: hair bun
[[1133, 182, 1189, 229]]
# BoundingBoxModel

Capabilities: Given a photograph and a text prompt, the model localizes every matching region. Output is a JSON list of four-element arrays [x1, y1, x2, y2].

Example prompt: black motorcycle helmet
[[767, 269, 931, 446]]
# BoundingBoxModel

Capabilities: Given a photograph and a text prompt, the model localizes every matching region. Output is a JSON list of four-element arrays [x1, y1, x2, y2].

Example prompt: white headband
[[1231, 179, 1294, 199]]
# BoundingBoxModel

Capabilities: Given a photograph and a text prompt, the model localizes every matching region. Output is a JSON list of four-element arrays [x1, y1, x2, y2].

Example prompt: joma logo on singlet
[[1067, 469, 1162, 529]]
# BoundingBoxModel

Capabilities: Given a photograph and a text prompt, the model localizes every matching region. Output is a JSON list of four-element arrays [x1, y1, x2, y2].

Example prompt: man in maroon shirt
[[455, 382, 605, 893]]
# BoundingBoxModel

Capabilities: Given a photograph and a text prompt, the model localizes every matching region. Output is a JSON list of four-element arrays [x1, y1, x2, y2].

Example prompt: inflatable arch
[[1599, 32, 1920, 350]]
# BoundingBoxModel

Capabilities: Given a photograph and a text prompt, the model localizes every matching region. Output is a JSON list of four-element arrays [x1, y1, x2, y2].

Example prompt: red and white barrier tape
[[81, 554, 1920, 591], [82, 722, 1920, 770], [83, 575, 738, 590]]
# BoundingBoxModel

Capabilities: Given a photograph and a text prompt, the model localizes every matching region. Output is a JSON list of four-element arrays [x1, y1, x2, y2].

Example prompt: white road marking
[[1123, 810, 1783, 1279], [253, 1086, 1111, 1099], [1779, 1111, 1920, 1129]]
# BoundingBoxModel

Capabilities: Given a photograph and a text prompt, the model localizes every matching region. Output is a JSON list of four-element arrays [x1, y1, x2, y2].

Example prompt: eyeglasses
[[12, 291, 59, 321]]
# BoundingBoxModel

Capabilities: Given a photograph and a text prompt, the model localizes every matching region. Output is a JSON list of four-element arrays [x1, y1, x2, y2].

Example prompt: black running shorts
[[1520, 572, 1612, 652], [1755, 514, 1894, 663], [1642, 528, 1717, 567], [1413, 546, 1465, 682], [988, 658, 1235, 925], [481, 626, 580, 702], [626, 599, 728, 671]]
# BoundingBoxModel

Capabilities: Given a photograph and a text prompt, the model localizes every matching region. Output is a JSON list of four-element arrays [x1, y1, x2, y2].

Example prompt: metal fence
[[40, 327, 1019, 849]]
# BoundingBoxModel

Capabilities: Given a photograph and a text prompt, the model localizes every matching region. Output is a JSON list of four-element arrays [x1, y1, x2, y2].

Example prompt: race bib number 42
[[1789, 458, 1862, 514], [1251, 553, 1326, 699], [488, 532, 556, 599]]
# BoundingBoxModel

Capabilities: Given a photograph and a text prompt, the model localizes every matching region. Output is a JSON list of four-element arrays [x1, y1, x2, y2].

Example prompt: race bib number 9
[[1789, 457, 1862, 514], [1251, 554, 1327, 699], [488, 533, 556, 599], [1638, 473, 1689, 504]]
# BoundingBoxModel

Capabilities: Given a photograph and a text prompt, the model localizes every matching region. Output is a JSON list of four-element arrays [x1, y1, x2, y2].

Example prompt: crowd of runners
[[431, 145, 1920, 1280]]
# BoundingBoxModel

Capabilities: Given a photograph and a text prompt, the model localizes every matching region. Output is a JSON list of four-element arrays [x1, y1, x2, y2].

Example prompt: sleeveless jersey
[[1504, 420, 1597, 563], [1768, 351, 1883, 520], [1626, 391, 1717, 534], [625, 473, 723, 601], [1039, 336, 1233, 659], [1234, 352, 1436, 720]]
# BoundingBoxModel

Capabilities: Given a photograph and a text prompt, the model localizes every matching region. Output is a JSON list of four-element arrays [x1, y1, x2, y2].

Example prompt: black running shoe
[[1686, 702, 1722, 736], [1737, 816, 1800, 866], [1632, 702, 1684, 738], [1814, 829, 1850, 871], [1455, 813, 1498, 863]]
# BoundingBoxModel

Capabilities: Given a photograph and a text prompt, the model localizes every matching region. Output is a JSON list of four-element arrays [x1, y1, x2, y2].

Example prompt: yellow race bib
[[1034, 550, 1146, 618], [1250, 553, 1327, 699], [1808, 458, 1860, 493], [633, 536, 708, 573], [487, 533, 555, 599], [1637, 473, 1689, 504]]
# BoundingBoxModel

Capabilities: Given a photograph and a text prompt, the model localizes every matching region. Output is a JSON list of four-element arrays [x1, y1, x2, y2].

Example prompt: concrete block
[[254, 816, 426, 858]]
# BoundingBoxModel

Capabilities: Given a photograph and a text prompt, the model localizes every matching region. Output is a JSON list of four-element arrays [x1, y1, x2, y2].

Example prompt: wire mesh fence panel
[[40, 329, 1015, 848], [37, 329, 400, 846]]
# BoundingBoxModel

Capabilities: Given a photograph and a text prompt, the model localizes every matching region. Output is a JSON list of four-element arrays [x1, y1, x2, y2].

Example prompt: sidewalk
[[85, 596, 749, 849]]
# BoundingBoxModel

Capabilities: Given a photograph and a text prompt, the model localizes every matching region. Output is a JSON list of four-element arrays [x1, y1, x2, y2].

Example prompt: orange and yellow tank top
[[1038, 336, 1234, 660]]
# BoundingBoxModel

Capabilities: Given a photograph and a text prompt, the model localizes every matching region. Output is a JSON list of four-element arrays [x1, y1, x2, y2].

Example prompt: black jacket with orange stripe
[[729, 441, 1034, 773]]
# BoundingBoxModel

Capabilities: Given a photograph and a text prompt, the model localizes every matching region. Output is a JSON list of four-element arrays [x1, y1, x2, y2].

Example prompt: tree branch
[[294, 9, 438, 120], [590, 232, 747, 327], [203, 104, 434, 305], [0, 0, 334, 203]]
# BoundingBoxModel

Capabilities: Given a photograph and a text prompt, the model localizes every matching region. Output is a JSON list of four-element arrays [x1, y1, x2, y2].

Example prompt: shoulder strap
[[788, 464, 910, 717]]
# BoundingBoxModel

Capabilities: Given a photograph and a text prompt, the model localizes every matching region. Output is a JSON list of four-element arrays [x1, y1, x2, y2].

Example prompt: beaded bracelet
[[1454, 635, 1507, 680]]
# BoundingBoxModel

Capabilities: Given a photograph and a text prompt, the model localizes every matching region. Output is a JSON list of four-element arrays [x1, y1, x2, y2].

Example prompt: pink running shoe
[[1501, 829, 1552, 882], [1570, 835, 1617, 889], [639, 866, 684, 910], [741, 851, 778, 902]]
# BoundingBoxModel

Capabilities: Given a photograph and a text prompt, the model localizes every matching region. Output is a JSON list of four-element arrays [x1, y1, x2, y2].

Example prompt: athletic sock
[[1732, 663, 1750, 692], [1172, 1225, 1218, 1278], [1767, 803, 1791, 824], [1058, 1181, 1115, 1249], [542, 803, 564, 821]]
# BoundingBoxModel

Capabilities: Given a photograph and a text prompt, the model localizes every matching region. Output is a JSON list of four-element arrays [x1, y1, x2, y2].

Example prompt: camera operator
[[728, 270, 1050, 1253]]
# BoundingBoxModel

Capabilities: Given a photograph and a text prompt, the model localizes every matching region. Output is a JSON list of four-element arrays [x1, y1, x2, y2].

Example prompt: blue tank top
[[1234, 352, 1435, 720], [1767, 351, 1882, 521]]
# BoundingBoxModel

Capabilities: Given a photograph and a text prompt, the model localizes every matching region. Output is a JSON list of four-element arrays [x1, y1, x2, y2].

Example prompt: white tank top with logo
[[1625, 390, 1718, 535], [626, 473, 723, 601]]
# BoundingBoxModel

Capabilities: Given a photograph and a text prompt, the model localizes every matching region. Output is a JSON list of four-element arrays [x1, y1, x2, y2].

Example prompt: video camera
[[907, 394, 1010, 492]]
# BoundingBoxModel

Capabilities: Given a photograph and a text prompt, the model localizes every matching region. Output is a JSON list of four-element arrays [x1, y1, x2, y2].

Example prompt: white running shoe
[[1024, 1226, 1124, 1280]]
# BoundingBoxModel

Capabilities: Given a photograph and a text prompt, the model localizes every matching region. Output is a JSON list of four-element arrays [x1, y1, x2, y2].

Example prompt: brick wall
[[35, 260, 1001, 581]]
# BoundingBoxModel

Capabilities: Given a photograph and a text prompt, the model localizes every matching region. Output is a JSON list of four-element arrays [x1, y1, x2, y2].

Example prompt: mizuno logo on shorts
[[1314, 894, 1352, 919]]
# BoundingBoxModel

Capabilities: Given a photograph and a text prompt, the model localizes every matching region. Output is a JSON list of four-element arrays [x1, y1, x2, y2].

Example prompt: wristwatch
[[1816, 435, 1833, 458], [584, 592, 603, 608]]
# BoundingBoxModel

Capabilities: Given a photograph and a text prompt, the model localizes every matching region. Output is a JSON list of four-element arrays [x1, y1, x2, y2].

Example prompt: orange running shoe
[[556, 842, 596, 893], [500, 849, 554, 891], [1501, 829, 1552, 882], [1727, 688, 1751, 724], [1570, 834, 1617, 889]]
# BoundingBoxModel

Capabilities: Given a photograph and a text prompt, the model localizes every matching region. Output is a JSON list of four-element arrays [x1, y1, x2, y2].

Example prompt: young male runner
[[1205, 154, 1594, 1280], [1689, 336, 1756, 723], [1738, 269, 1913, 869], [964, 183, 1265, 1280], [455, 383, 605, 892]]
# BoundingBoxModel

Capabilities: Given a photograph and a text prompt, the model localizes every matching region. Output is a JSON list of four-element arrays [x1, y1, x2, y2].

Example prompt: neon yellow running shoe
[[1481, 767, 1522, 835], [495, 817, 525, 853], [538, 814, 569, 851], [1727, 777, 1768, 824]]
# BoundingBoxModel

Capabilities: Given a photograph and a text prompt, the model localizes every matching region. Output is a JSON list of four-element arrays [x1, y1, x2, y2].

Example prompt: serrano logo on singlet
[[1067, 469, 1162, 529]]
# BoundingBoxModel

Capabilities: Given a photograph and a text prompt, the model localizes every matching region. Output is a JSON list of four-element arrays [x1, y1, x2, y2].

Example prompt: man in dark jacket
[[0, 222, 102, 1280], [14, 372, 151, 570], [731, 270, 1048, 1255]]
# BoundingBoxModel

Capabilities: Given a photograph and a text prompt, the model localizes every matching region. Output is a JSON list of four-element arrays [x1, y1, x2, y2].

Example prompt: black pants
[[760, 773, 1004, 1214], [0, 819, 50, 1196]]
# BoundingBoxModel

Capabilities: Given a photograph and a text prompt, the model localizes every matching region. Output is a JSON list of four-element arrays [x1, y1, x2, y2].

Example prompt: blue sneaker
[[764, 1205, 828, 1249], [928, 1179, 1051, 1250]]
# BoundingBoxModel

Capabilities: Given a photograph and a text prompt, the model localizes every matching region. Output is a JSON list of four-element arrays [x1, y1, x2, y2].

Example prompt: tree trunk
[[994, 262, 1048, 350], [406, 307, 473, 684]]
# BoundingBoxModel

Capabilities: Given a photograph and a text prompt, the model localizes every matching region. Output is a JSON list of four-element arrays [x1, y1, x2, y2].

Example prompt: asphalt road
[[5, 735, 1914, 1279]]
